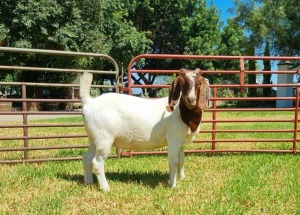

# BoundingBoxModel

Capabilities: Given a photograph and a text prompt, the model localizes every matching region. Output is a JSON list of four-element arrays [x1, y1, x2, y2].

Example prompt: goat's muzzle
[[185, 96, 197, 109]]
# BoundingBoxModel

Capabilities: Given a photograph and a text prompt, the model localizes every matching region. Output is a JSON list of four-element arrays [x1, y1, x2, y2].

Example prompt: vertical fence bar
[[293, 88, 299, 154], [21, 84, 29, 160], [211, 87, 217, 150], [240, 58, 245, 92], [127, 57, 134, 95]]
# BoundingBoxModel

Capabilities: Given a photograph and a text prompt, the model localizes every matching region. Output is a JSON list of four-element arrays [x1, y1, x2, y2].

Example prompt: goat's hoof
[[100, 186, 110, 192], [169, 183, 176, 189], [179, 175, 186, 180], [84, 181, 94, 185], [84, 179, 94, 184]]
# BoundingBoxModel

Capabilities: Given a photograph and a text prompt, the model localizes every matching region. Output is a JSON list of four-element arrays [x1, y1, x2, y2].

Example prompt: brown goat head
[[166, 68, 209, 112]]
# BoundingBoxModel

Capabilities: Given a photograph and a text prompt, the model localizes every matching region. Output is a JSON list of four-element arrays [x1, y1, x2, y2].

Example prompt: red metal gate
[[123, 54, 300, 156], [0, 51, 299, 164]]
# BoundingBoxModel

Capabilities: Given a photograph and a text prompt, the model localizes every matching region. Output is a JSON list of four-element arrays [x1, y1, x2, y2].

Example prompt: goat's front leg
[[178, 147, 186, 179], [168, 141, 181, 188]]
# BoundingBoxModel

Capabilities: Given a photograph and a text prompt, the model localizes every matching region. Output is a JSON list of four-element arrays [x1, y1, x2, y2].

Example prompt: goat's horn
[[195, 68, 202, 75]]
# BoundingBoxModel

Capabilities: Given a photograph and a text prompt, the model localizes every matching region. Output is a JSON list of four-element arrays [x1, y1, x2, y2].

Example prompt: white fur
[[80, 72, 200, 192]]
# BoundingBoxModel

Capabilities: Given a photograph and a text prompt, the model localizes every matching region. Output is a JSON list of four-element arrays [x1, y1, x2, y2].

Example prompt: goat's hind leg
[[92, 135, 112, 192], [83, 138, 95, 184], [93, 149, 110, 192]]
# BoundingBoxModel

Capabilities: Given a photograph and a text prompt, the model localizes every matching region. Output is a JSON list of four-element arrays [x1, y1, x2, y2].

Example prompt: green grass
[[0, 154, 299, 214], [0, 111, 300, 214]]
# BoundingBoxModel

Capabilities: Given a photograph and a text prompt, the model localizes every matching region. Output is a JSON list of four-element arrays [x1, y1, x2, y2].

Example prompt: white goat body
[[83, 93, 183, 151], [80, 69, 208, 192]]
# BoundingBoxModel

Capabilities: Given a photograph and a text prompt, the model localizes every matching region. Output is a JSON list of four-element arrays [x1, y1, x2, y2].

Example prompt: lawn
[[0, 112, 300, 214], [0, 154, 299, 214]]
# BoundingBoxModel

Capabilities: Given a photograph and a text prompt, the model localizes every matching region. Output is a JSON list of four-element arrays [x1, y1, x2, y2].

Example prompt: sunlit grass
[[0, 111, 299, 213], [0, 154, 299, 214]]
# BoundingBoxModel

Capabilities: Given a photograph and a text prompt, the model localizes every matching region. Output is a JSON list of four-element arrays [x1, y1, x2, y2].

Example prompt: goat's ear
[[166, 69, 186, 112], [197, 76, 209, 110], [166, 77, 181, 112]]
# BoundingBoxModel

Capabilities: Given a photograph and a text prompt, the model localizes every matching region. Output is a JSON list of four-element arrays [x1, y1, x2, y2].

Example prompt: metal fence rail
[[124, 54, 300, 156], [0, 47, 119, 163], [0, 51, 299, 164]]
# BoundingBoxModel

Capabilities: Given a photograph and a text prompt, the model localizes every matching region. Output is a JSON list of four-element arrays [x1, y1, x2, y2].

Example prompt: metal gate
[[122, 54, 300, 156], [0, 47, 119, 164], [0, 50, 299, 164]]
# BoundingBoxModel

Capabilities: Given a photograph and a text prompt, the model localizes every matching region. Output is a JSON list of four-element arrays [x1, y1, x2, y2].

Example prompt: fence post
[[293, 88, 299, 154], [21, 84, 29, 160], [212, 87, 217, 150], [240, 57, 245, 93]]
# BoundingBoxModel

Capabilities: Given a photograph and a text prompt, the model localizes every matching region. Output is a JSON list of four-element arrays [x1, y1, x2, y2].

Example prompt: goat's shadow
[[57, 170, 168, 188]]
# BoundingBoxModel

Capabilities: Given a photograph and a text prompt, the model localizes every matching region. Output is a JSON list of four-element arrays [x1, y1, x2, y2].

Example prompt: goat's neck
[[178, 100, 202, 133]]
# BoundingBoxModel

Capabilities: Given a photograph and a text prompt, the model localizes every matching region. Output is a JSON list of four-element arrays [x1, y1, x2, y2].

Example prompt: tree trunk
[[263, 40, 272, 97]]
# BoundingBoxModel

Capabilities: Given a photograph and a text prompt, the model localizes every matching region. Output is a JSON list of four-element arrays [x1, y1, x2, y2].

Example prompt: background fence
[[0, 49, 299, 164], [0, 47, 119, 163], [123, 54, 300, 156]]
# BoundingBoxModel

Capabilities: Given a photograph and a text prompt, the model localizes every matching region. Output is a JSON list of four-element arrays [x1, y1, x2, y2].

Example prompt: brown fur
[[166, 68, 209, 132]]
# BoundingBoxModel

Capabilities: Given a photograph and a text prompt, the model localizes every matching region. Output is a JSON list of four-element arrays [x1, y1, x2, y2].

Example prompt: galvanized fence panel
[[0, 47, 119, 164]]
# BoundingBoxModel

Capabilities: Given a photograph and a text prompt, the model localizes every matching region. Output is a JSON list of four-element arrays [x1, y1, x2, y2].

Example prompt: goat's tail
[[80, 72, 93, 104]]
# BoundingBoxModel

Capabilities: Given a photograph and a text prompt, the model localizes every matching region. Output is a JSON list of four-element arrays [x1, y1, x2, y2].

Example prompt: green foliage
[[2, 0, 78, 50], [98, 0, 152, 66], [126, 0, 247, 90], [182, 1, 221, 56], [213, 18, 247, 84], [0, 0, 248, 95], [232, 0, 300, 98], [233, 0, 300, 55], [0, 0, 101, 85]]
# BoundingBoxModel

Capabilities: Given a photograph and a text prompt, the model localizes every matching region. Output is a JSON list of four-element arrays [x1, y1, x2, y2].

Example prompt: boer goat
[[80, 68, 209, 192]]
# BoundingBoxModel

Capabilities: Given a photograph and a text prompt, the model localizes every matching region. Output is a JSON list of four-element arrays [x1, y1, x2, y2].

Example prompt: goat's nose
[[187, 97, 196, 103]]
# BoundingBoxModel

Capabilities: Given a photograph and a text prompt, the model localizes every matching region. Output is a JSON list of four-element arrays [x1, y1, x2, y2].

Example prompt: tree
[[261, 0, 300, 55], [181, 0, 222, 70], [246, 36, 258, 97], [215, 18, 247, 84], [232, 0, 300, 56], [263, 40, 272, 97], [119, 0, 220, 96], [126, 0, 246, 93], [0, 0, 152, 88], [0, 0, 248, 98], [126, 0, 195, 96], [99, 0, 152, 66], [0, 0, 107, 85]]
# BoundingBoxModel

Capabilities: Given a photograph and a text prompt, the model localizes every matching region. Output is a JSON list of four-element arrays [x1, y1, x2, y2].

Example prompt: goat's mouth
[[186, 101, 197, 110]]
